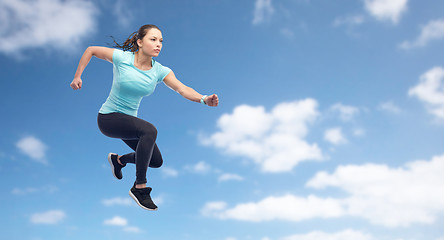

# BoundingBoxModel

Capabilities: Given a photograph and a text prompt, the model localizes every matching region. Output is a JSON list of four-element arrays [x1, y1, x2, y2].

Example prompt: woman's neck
[[134, 51, 152, 70]]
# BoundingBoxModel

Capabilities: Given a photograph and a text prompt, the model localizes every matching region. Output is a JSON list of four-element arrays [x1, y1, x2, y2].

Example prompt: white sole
[[107, 153, 119, 180], [129, 190, 158, 211]]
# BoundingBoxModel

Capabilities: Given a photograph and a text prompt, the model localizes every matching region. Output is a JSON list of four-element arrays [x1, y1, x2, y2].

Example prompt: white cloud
[[353, 128, 365, 137], [379, 101, 402, 114], [186, 161, 211, 174], [102, 197, 132, 206], [0, 0, 97, 56], [400, 19, 444, 49], [123, 226, 142, 233], [153, 195, 164, 206], [201, 201, 227, 216], [363, 0, 408, 24], [408, 67, 444, 119], [203, 99, 323, 173], [16, 136, 48, 164], [30, 210, 65, 224], [330, 103, 360, 121], [218, 173, 244, 182], [194, 161, 211, 173], [162, 167, 179, 177], [104, 216, 128, 226], [307, 154, 444, 227], [280, 28, 295, 39], [203, 154, 444, 228], [324, 128, 347, 145], [112, 0, 133, 28], [282, 229, 373, 240], [252, 0, 274, 25], [12, 185, 57, 195], [333, 15, 365, 27], [104, 216, 141, 233], [201, 195, 344, 222]]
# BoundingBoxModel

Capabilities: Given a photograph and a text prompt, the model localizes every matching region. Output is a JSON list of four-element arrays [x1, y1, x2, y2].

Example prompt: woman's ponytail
[[111, 24, 161, 52]]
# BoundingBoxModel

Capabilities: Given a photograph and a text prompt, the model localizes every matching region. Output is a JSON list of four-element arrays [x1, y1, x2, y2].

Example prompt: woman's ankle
[[135, 183, 146, 189], [117, 156, 124, 166]]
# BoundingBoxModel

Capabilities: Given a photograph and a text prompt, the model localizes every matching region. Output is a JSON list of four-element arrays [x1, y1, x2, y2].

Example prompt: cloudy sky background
[[1, 0, 444, 239]]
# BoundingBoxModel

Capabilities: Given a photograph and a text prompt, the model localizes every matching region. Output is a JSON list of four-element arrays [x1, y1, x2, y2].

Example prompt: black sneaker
[[108, 153, 124, 180], [129, 183, 158, 211]]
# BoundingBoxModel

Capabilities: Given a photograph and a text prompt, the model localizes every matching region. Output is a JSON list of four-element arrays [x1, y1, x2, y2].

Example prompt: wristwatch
[[200, 95, 208, 105]]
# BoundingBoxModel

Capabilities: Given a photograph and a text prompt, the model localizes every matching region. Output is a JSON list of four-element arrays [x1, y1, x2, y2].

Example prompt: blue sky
[[1, 0, 444, 239]]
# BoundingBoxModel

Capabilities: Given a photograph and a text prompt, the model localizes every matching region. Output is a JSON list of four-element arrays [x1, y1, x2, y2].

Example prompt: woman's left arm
[[163, 71, 219, 107]]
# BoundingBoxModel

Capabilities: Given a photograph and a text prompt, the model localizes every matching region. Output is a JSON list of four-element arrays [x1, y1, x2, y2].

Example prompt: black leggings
[[97, 112, 163, 184]]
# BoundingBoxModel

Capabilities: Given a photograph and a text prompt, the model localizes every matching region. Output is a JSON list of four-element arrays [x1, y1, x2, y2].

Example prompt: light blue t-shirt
[[99, 49, 172, 117]]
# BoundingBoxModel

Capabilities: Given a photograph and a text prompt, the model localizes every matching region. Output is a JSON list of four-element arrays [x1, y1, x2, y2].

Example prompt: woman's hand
[[163, 71, 220, 106], [70, 77, 83, 90], [205, 94, 219, 107]]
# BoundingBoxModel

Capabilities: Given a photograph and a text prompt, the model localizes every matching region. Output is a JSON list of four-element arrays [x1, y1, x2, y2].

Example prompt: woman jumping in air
[[70, 24, 219, 211]]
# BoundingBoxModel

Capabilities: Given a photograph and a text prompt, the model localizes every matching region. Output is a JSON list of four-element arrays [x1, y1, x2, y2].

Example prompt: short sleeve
[[112, 49, 125, 65], [157, 65, 172, 83]]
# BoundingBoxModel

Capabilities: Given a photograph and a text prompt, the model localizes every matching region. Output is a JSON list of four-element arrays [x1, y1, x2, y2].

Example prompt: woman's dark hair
[[112, 24, 161, 52]]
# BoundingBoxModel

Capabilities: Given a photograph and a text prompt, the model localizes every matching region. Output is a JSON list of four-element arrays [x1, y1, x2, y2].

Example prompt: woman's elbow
[[82, 47, 94, 58], [87, 46, 104, 56]]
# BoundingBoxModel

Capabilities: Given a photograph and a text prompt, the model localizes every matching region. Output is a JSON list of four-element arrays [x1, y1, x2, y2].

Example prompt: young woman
[[70, 24, 219, 211]]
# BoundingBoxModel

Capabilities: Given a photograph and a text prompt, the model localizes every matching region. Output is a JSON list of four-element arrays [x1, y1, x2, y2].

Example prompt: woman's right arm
[[70, 46, 115, 90]]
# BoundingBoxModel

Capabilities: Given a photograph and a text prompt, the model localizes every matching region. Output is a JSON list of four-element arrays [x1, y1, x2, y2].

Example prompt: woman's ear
[[137, 38, 142, 48]]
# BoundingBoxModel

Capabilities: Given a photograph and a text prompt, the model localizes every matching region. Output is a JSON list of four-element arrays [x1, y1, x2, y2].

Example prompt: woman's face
[[137, 28, 163, 57]]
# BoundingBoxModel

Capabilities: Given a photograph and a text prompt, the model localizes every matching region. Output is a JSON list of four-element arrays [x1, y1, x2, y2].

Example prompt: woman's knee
[[140, 123, 158, 139], [150, 158, 163, 168]]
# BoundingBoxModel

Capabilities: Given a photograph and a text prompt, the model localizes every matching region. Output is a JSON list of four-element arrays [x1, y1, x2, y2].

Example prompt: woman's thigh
[[97, 112, 155, 140]]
